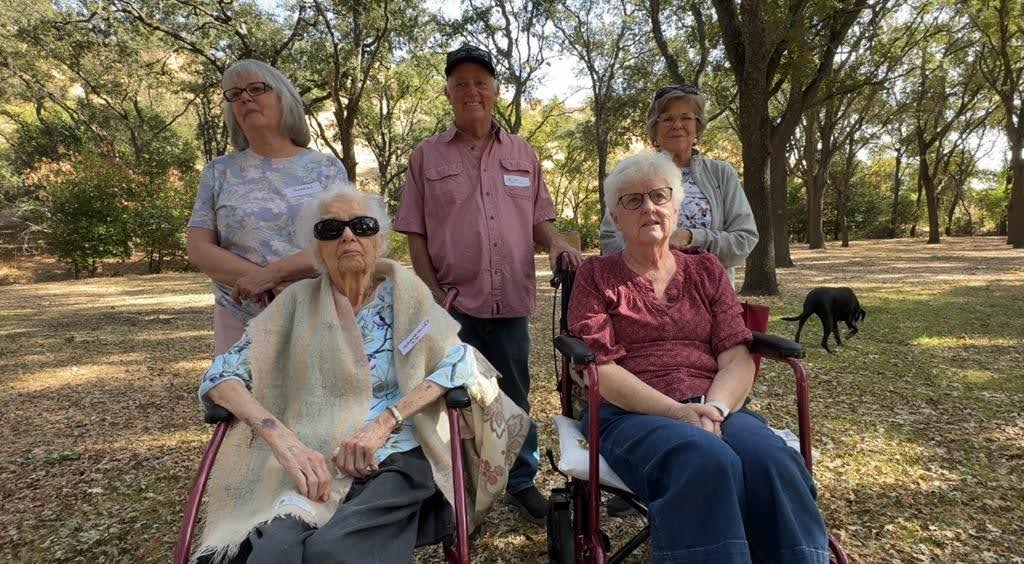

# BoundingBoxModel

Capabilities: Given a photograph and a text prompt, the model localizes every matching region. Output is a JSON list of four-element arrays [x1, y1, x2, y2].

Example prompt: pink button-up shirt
[[394, 124, 556, 318]]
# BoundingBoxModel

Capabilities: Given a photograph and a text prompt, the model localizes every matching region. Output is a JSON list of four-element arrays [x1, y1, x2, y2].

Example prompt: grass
[[1, 236, 1022, 562]]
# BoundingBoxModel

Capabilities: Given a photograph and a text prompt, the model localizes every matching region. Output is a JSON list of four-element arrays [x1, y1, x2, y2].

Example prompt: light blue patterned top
[[188, 148, 349, 323], [198, 278, 477, 463], [678, 166, 713, 231]]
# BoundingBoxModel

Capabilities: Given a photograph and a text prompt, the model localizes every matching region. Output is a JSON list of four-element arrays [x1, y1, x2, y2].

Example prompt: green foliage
[[385, 229, 410, 262], [32, 152, 134, 278], [129, 173, 197, 273]]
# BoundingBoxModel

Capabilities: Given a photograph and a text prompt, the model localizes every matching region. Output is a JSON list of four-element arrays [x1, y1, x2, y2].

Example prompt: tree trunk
[[945, 181, 963, 236], [737, 83, 778, 296], [920, 158, 941, 244], [1008, 136, 1024, 247], [770, 137, 794, 266], [910, 176, 922, 237], [889, 149, 903, 238], [838, 183, 849, 247]]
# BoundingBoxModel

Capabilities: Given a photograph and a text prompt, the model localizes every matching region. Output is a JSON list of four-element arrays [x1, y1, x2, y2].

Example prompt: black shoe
[[507, 486, 548, 525], [606, 493, 638, 518]]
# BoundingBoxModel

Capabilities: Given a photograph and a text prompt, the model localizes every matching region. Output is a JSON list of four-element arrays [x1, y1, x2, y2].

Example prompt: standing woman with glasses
[[187, 59, 350, 355], [600, 85, 757, 288]]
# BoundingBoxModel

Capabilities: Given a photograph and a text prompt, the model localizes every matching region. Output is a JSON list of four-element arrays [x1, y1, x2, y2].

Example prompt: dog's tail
[[781, 314, 804, 321]]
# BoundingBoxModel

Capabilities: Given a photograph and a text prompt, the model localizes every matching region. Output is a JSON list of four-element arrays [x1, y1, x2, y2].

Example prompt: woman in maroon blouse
[[568, 152, 828, 563]]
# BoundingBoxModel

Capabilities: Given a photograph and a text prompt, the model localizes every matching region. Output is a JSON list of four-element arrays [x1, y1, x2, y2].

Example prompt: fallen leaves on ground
[[1, 237, 1022, 562]]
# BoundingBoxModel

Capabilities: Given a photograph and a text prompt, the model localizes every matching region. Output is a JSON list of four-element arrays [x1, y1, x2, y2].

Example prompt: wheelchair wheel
[[547, 488, 575, 564]]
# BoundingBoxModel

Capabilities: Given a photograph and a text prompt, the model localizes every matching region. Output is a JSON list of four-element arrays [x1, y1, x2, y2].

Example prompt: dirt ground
[[1, 237, 1022, 562]]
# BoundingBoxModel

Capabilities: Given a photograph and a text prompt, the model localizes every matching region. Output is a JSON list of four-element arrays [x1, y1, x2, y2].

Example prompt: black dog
[[782, 287, 866, 353]]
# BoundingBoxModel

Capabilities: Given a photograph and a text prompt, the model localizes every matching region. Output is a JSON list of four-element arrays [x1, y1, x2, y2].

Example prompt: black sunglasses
[[654, 84, 700, 101], [313, 216, 380, 240], [222, 81, 274, 103]]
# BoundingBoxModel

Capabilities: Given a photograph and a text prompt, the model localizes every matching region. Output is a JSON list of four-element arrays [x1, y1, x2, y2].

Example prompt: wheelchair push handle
[[550, 251, 574, 288]]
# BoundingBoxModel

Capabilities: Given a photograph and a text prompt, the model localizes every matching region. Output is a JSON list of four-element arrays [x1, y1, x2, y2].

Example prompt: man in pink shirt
[[394, 45, 581, 524]]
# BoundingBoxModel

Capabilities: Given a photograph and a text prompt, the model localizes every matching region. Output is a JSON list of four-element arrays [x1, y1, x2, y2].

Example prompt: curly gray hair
[[603, 152, 684, 216], [221, 59, 311, 151], [644, 89, 707, 147], [295, 183, 391, 273]]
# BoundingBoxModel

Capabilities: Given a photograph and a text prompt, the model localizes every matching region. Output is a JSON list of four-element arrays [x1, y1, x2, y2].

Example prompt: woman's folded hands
[[671, 403, 723, 436]]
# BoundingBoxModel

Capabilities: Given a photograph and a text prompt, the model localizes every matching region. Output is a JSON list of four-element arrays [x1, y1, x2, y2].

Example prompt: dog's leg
[[846, 320, 859, 338], [819, 312, 835, 353], [833, 317, 843, 346], [794, 316, 807, 343]]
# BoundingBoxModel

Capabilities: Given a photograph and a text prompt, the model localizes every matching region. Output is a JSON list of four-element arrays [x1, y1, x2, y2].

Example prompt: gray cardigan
[[600, 154, 759, 285]]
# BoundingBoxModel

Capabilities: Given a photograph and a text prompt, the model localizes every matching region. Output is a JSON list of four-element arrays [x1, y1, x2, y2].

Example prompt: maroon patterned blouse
[[567, 248, 752, 401]]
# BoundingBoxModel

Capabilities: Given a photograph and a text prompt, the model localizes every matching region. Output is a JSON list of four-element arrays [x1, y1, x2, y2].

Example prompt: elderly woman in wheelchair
[[567, 152, 829, 563], [193, 187, 527, 564]]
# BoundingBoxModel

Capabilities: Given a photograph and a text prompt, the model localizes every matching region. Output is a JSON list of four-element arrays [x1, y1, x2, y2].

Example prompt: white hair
[[221, 59, 310, 151], [296, 183, 391, 273], [603, 152, 684, 214]]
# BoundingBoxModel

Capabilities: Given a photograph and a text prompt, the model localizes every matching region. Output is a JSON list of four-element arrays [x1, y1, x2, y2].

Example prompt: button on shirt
[[394, 124, 556, 318]]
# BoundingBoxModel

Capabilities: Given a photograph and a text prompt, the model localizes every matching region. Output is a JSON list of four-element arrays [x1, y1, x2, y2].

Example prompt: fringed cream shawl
[[195, 259, 529, 562]]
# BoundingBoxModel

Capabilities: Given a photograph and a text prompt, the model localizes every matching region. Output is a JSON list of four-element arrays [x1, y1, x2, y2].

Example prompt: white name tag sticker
[[503, 174, 530, 188], [275, 494, 315, 516], [398, 318, 432, 355], [282, 182, 323, 200]]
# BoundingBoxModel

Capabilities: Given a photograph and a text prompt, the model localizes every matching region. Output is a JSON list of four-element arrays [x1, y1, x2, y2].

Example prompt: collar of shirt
[[440, 121, 503, 144]]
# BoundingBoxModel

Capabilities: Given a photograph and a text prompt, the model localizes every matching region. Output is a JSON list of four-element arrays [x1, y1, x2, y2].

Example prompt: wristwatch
[[706, 399, 730, 419]]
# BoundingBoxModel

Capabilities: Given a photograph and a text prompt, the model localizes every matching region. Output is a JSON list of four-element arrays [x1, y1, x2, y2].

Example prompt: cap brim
[[444, 57, 496, 77]]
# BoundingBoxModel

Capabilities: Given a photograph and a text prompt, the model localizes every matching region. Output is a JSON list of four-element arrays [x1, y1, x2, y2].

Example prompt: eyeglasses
[[617, 187, 673, 210], [656, 114, 699, 126], [313, 216, 380, 240], [653, 84, 699, 101], [222, 82, 273, 103]]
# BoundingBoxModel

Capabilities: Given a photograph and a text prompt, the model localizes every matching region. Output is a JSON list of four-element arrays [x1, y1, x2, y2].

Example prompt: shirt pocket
[[425, 161, 467, 206], [500, 159, 534, 200]]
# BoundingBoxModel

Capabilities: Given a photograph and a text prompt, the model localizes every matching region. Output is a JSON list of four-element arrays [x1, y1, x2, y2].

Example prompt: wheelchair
[[173, 289, 474, 564], [545, 258, 850, 563]]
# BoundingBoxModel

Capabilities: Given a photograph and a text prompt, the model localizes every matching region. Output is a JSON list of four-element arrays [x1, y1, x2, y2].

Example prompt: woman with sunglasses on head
[[187, 59, 350, 356], [193, 188, 528, 563], [571, 153, 828, 563], [600, 84, 757, 288]]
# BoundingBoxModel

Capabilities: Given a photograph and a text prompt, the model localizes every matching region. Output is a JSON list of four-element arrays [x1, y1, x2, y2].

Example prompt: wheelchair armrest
[[445, 386, 471, 409], [750, 331, 805, 359], [554, 335, 595, 364], [203, 403, 233, 424]]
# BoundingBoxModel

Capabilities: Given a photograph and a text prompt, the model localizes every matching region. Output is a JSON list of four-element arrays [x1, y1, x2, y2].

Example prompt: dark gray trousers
[[219, 447, 451, 564]]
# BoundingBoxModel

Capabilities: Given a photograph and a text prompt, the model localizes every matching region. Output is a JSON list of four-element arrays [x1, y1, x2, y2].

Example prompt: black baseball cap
[[445, 45, 496, 77]]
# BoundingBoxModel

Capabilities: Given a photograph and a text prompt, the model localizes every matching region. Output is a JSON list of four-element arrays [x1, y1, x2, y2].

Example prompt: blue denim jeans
[[582, 403, 829, 563], [450, 312, 539, 493]]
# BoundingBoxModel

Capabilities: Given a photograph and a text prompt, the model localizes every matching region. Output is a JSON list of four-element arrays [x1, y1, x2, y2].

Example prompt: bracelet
[[706, 399, 730, 419], [386, 405, 404, 433]]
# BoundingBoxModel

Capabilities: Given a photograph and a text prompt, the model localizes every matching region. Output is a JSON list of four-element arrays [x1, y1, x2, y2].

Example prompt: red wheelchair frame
[[173, 289, 473, 564], [545, 260, 850, 564]]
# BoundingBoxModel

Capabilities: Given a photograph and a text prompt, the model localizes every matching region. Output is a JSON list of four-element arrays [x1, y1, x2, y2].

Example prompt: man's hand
[[548, 239, 583, 272]]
